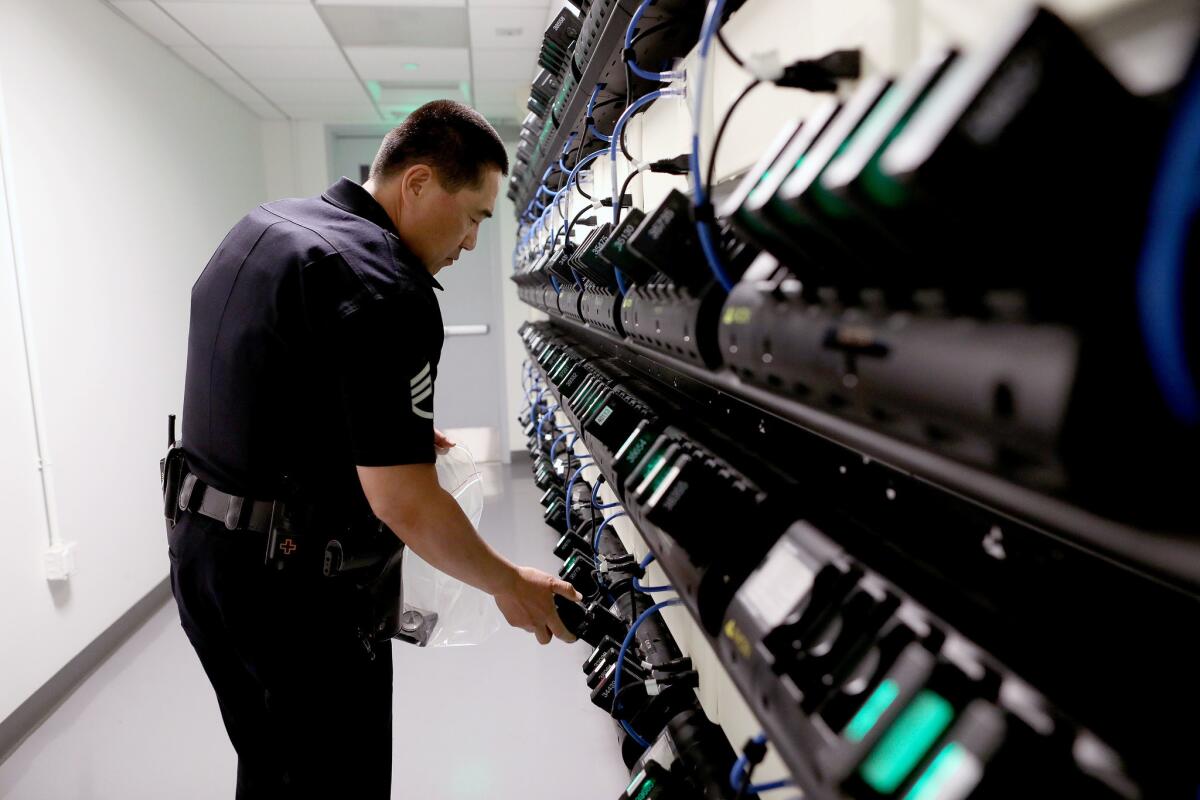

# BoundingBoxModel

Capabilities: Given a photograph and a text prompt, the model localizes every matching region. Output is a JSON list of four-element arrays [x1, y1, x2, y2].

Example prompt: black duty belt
[[178, 472, 275, 533]]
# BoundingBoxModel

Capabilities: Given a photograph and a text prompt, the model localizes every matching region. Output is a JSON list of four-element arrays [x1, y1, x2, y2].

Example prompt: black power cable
[[706, 77, 761, 203], [717, 29, 744, 68], [699, 44, 860, 256], [563, 205, 596, 247], [616, 155, 689, 226]]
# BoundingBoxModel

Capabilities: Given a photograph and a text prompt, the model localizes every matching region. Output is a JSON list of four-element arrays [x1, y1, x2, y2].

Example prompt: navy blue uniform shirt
[[182, 178, 444, 511]]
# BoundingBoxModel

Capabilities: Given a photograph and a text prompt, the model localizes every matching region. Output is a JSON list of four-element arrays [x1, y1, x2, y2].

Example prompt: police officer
[[167, 100, 581, 799]]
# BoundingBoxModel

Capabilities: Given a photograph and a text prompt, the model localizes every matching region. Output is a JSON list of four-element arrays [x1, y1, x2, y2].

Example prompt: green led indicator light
[[748, 161, 791, 206], [633, 779, 656, 800], [626, 770, 645, 795], [752, 170, 775, 197], [564, 554, 579, 571], [589, 388, 607, 407], [616, 428, 647, 460], [844, 679, 900, 743], [859, 690, 955, 794], [586, 390, 607, 414], [903, 742, 976, 800], [648, 462, 675, 494], [641, 453, 667, 481], [859, 101, 925, 209]]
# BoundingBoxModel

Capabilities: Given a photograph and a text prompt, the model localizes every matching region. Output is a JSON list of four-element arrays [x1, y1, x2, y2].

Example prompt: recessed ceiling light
[[404, 63, 419, 71]]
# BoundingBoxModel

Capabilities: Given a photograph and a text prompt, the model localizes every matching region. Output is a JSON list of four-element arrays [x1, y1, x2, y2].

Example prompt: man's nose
[[462, 229, 478, 252]]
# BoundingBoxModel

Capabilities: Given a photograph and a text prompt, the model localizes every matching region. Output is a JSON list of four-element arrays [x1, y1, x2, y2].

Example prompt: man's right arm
[[357, 462, 580, 645], [331, 287, 580, 644]]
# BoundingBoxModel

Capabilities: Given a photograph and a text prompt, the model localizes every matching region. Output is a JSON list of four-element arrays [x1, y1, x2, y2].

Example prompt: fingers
[[549, 577, 584, 603], [546, 608, 576, 643], [534, 626, 552, 645]]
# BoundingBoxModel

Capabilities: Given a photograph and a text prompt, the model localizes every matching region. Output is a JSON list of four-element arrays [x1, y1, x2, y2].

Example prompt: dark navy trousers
[[168, 511, 393, 799]]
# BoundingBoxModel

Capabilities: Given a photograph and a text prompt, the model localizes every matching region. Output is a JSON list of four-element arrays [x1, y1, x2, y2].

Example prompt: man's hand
[[434, 428, 455, 454], [358, 464, 580, 646], [493, 566, 582, 645]]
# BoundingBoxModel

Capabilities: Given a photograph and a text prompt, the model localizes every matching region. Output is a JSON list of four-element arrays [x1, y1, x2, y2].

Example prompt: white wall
[[261, 119, 334, 200], [0, 0, 267, 723]]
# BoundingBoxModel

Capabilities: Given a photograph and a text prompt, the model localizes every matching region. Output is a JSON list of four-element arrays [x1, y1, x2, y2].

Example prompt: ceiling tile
[[275, 101, 381, 122], [345, 46, 469, 82], [473, 79, 528, 120], [377, 83, 468, 107], [110, 1, 196, 46], [160, 3, 335, 48], [472, 48, 540, 82], [214, 47, 355, 80], [468, 6, 547, 49], [473, 78, 529, 99], [251, 78, 371, 104], [170, 45, 237, 79], [475, 97, 525, 122], [213, 75, 273, 104], [473, 79, 528, 104], [319, 5, 468, 47], [213, 76, 285, 118]]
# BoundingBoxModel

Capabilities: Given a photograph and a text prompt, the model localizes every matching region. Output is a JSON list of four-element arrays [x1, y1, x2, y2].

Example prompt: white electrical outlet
[[44, 541, 78, 581]]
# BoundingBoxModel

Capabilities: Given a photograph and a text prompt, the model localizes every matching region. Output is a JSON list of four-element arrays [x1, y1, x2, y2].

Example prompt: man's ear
[[403, 164, 433, 199]]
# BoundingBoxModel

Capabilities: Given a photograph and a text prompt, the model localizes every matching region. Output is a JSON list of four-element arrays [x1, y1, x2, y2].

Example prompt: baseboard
[[0, 576, 172, 766]]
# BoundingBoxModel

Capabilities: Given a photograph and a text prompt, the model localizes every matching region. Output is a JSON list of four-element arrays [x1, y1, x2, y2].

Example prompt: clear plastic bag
[[396, 444, 502, 648]]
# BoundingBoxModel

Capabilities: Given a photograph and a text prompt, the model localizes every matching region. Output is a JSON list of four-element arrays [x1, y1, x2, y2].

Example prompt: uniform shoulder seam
[[259, 204, 343, 259]]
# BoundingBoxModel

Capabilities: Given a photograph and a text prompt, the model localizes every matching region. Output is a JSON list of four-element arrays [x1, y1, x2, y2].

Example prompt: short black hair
[[368, 99, 509, 190]]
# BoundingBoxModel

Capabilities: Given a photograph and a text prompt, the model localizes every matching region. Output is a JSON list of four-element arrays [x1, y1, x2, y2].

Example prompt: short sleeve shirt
[[181, 178, 444, 511]]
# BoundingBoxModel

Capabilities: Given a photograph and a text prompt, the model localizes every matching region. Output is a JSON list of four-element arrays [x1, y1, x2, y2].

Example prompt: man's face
[[399, 165, 502, 274]]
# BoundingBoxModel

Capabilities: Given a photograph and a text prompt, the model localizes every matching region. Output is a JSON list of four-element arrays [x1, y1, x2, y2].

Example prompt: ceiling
[[104, 0, 557, 125]]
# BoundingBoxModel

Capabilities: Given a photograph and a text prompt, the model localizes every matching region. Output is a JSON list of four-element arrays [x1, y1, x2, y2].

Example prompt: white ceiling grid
[[105, 0, 558, 124]]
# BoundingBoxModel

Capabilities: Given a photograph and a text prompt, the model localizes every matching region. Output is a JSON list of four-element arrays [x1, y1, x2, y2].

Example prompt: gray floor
[[0, 464, 630, 800]]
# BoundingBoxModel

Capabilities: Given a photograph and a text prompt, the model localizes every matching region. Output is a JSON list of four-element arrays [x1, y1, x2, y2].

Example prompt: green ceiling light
[[366, 80, 382, 102], [403, 62, 419, 71], [459, 80, 473, 103]]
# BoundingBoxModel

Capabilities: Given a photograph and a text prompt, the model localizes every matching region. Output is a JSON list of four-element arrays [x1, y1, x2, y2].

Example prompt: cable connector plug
[[740, 734, 769, 767], [814, 48, 861, 78], [649, 154, 691, 175], [777, 49, 862, 92], [599, 194, 634, 208]]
